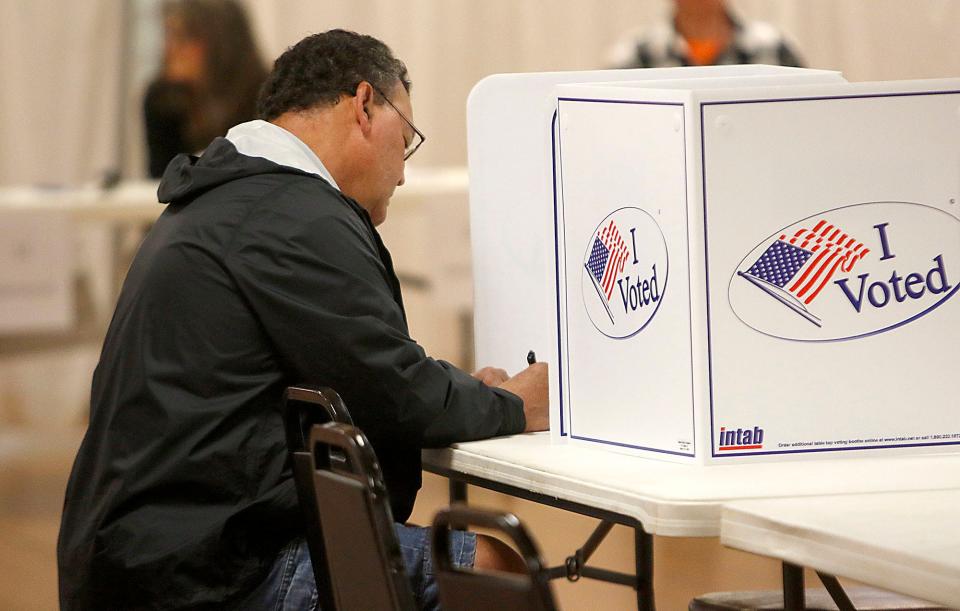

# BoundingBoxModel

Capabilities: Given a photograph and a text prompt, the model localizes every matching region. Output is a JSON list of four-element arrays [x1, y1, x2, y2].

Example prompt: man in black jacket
[[58, 29, 547, 610]]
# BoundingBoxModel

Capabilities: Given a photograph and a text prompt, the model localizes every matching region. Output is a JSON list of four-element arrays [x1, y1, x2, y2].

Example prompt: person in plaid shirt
[[609, 0, 803, 69]]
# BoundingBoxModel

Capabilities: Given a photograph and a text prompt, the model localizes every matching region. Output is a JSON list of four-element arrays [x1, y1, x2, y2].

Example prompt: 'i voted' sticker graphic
[[582, 207, 669, 339], [729, 201, 960, 341]]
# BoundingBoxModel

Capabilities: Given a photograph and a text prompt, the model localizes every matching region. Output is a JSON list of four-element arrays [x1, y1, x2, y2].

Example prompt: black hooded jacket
[[57, 138, 525, 609]]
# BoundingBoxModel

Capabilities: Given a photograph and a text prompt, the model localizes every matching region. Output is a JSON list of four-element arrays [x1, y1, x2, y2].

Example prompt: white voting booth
[[469, 65, 960, 465]]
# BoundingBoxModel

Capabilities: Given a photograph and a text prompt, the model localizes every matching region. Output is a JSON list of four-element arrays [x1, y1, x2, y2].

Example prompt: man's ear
[[352, 81, 376, 136]]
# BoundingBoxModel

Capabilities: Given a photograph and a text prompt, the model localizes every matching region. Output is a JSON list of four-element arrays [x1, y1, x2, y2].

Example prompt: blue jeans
[[237, 524, 477, 610]]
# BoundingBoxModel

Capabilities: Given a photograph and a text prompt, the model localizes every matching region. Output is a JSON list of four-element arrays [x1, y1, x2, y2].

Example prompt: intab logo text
[[718, 426, 764, 451]]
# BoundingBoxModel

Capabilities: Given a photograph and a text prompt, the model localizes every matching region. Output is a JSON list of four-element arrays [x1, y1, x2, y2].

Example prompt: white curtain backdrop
[[0, 0, 122, 186], [3, 0, 960, 184], [243, 0, 960, 168]]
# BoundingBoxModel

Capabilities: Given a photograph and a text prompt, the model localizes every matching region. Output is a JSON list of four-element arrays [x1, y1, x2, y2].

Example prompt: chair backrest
[[283, 386, 354, 449], [309, 422, 417, 611], [281, 386, 355, 611], [431, 505, 558, 611]]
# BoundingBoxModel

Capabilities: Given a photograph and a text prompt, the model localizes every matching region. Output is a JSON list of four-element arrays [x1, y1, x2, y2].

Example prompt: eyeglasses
[[372, 85, 425, 160]]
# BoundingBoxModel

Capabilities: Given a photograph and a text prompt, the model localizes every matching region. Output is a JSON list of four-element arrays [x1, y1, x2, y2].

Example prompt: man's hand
[[498, 362, 549, 433], [471, 366, 509, 387]]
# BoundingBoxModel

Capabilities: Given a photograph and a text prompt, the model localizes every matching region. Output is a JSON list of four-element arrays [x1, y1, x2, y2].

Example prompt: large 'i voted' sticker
[[729, 201, 960, 341]]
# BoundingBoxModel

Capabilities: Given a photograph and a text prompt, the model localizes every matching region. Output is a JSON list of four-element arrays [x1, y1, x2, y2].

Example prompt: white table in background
[[721, 490, 960, 609], [0, 169, 470, 329]]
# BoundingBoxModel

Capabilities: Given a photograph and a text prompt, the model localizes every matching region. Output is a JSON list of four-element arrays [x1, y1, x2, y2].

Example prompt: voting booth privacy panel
[[468, 66, 960, 465]]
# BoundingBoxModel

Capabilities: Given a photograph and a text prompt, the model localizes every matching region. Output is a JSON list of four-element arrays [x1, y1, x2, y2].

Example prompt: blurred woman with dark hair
[[144, 0, 268, 177]]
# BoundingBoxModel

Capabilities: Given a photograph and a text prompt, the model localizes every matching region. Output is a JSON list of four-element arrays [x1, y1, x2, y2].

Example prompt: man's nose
[[397, 169, 405, 187]]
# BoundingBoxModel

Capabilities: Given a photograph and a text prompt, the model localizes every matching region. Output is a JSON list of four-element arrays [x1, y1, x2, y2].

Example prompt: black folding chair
[[431, 505, 558, 611], [308, 422, 417, 611], [281, 386, 354, 611]]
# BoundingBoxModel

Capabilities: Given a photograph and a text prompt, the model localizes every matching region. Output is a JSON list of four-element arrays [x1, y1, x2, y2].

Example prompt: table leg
[[816, 572, 855, 611], [426, 466, 656, 609], [782, 562, 805, 610], [636, 527, 655, 611], [449, 479, 468, 504]]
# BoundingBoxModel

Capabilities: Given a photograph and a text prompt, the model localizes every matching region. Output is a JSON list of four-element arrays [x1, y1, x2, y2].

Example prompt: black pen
[[527, 350, 537, 365]]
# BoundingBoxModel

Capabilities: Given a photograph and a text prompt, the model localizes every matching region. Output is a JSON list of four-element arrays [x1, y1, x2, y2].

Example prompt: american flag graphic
[[585, 220, 630, 301], [741, 219, 870, 325]]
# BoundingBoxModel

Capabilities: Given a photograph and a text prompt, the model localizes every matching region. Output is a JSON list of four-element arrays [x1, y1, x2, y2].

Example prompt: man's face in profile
[[360, 82, 413, 226]]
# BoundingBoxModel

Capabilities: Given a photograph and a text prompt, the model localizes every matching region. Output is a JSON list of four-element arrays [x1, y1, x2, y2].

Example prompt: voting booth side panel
[[554, 92, 699, 462], [702, 86, 960, 461], [685, 96, 716, 465], [467, 74, 560, 383], [464, 69, 681, 445]]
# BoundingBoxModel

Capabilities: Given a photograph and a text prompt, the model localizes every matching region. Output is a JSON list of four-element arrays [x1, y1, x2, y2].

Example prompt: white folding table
[[721, 490, 960, 609], [423, 434, 960, 609]]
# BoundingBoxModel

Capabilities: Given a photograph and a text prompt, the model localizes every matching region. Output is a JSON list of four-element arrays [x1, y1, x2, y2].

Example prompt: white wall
[[253, 0, 960, 169], [734, 0, 960, 80], [0, 0, 123, 186], [4, 0, 960, 184]]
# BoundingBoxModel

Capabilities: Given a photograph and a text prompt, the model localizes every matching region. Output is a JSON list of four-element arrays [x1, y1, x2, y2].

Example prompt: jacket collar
[[225, 120, 341, 191]]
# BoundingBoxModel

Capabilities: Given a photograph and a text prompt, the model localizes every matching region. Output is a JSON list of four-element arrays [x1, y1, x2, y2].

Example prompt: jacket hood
[[157, 137, 315, 205]]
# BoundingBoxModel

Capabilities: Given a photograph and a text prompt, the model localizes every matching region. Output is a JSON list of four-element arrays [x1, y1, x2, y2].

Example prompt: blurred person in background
[[609, 0, 803, 68], [144, 0, 268, 177]]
